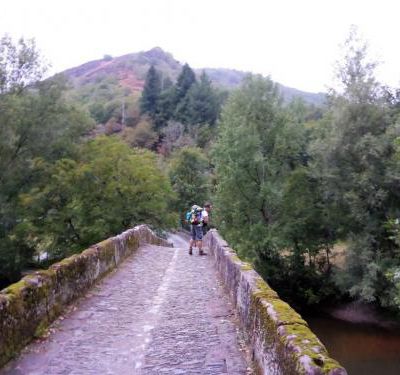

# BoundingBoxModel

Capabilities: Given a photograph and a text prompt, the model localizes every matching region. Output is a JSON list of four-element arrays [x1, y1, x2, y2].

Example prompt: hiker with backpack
[[187, 202, 212, 255]]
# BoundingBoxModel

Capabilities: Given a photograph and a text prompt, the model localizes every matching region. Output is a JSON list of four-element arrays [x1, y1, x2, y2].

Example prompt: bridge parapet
[[0, 225, 171, 367], [204, 229, 347, 375]]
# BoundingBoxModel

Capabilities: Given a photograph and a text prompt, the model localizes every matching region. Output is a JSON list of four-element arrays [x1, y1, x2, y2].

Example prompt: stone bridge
[[0, 226, 346, 374]]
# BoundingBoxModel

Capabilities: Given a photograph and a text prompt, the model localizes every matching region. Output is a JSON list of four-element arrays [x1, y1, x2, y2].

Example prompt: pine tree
[[173, 64, 196, 122], [186, 71, 219, 125], [174, 64, 196, 102], [140, 65, 161, 117]]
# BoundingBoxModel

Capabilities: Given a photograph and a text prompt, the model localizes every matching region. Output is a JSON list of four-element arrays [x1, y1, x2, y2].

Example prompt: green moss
[[229, 253, 254, 271], [249, 294, 344, 373], [241, 263, 253, 271], [35, 269, 57, 278], [281, 324, 344, 374], [230, 254, 242, 262], [283, 323, 323, 348], [0, 345, 17, 368], [97, 239, 116, 263], [33, 320, 48, 338], [3, 279, 27, 297], [270, 299, 307, 325], [81, 247, 98, 258], [127, 234, 139, 251], [253, 278, 279, 300], [56, 254, 79, 267]]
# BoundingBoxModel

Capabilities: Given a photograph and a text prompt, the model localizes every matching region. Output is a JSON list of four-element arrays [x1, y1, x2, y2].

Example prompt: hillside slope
[[63, 47, 326, 106]]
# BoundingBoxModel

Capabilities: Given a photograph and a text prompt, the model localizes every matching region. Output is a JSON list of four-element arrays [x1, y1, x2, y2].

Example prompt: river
[[307, 315, 400, 375]]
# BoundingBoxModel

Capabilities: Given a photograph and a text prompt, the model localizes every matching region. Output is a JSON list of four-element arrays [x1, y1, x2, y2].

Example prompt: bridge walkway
[[1, 233, 252, 375]]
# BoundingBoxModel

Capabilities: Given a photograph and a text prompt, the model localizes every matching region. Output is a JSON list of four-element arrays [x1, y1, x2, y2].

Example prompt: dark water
[[307, 316, 400, 375]]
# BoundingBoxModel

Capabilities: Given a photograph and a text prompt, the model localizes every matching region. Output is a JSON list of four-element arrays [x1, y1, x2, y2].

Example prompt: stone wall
[[0, 225, 171, 367], [204, 229, 347, 375]]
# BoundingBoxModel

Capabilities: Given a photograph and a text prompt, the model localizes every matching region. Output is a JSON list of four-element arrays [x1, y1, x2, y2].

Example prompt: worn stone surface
[[204, 229, 347, 375], [1, 233, 251, 375], [0, 225, 171, 367]]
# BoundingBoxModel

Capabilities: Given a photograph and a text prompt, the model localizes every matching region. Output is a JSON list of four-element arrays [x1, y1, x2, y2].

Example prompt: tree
[[212, 75, 286, 250], [19, 137, 177, 258], [212, 74, 336, 308], [310, 27, 400, 307], [174, 63, 196, 104], [154, 85, 175, 129], [0, 35, 46, 94], [162, 76, 173, 91], [0, 36, 92, 286], [140, 65, 161, 117], [121, 117, 158, 149], [173, 63, 196, 122], [176, 71, 219, 126], [168, 147, 209, 225]]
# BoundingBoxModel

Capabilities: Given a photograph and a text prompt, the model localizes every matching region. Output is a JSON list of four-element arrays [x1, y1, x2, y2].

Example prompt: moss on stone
[[241, 263, 253, 271], [33, 320, 48, 338], [3, 279, 28, 297], [269, 299, 308, 326], [126, 234, 140, 251], [35, 269, 57, 278], [280, 324, 344, 374], [253, 278, 279, 300], [81, 247, 99, 258], [96, 239, 116, 263], [229, 253, 254, 271], [230, 254, 241, 262]]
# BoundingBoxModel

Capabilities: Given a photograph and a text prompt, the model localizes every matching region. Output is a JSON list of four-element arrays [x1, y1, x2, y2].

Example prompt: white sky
[[1, 0, 399, 92]]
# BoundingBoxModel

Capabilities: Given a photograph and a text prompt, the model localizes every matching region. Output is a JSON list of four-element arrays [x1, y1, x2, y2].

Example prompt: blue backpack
[[185, 205, 203, 225]]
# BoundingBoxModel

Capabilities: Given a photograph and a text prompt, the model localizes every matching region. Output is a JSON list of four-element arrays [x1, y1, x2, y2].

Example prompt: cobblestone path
[[2, 234, 251, 375]]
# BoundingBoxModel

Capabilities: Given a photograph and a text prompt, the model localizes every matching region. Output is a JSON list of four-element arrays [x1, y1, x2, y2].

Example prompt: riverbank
[[321, 300, 400, 329]]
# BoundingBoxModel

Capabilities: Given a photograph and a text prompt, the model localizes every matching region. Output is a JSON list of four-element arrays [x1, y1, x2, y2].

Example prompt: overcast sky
[[1, 0, 399, 92]]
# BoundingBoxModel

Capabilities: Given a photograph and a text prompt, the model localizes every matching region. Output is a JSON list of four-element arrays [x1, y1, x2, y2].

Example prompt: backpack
[[186, 205, 203, 225]]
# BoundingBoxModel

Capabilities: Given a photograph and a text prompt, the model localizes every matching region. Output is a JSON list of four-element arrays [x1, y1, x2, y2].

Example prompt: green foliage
[[0, 35, 46, 94], [176, 71, 220, 126], [209, 30, 400, 312], [212, 74, 338, 308], [154, 86, 175, 128], [140, 64, 222, 146], [19, 137, 177, 257], [173, 63, 196, 105], [309, 29, 400, 309], [121, 118, 158, 149], [168, 147, 209, 225], [140, 65, 161, 118], [68, 76, 129, 125], [212, 74, 285, 243], [0, 36, 93, 285]]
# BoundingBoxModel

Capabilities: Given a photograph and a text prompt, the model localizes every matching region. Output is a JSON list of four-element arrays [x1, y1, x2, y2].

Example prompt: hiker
[[201, 202, 212, 235], [188, 202, 212, 255]]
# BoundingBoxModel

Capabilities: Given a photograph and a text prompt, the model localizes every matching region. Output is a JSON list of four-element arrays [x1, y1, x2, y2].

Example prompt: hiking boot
[[188, 248, 193, 255]]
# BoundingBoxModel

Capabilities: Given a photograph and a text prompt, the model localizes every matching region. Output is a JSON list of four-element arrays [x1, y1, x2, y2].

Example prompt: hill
[[63, 47, 326, 107], [64, 47, 181, 92]]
